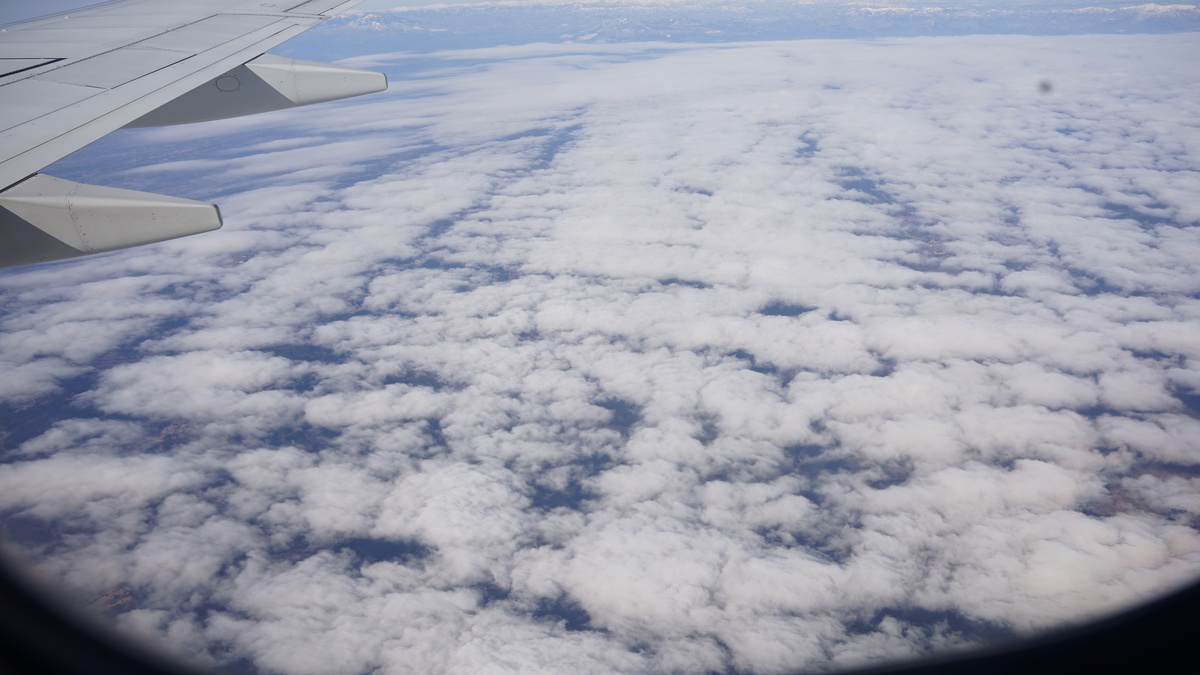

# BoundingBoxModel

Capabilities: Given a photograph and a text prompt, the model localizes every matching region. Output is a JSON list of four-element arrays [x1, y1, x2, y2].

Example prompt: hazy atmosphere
[[2, 2, 1200, 674]]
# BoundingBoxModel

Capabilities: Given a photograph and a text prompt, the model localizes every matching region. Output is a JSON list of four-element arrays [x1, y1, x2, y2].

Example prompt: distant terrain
[[276, 1, 1200, 56]]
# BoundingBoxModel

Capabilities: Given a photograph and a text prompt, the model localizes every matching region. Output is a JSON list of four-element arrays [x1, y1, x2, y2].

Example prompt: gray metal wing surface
[[0, 0, 387, 268]]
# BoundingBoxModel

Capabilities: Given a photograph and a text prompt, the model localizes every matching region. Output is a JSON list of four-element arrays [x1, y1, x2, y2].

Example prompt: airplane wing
[[0, 0, 387, 268]]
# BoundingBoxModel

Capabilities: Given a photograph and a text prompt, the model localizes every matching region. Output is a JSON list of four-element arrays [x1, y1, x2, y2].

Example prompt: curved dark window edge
[[1, 550, 1197, 675], [0, 552, 209, 675]]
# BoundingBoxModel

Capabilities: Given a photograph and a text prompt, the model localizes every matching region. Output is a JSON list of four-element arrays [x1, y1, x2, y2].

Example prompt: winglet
[[125, 55, 388, 128]]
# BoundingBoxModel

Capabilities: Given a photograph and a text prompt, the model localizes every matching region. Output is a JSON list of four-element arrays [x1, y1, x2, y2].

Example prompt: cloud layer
[[2, 33, 1200, 674]]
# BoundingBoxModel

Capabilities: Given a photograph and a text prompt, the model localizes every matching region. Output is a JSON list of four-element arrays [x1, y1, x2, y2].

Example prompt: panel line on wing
[[0, 58, 64, 78], [283, 0, 364, 15], [0, 79, 102, 134], [34, 48, 192, 90], [134, 14, 283, 53], [0, 21, 309, 189]]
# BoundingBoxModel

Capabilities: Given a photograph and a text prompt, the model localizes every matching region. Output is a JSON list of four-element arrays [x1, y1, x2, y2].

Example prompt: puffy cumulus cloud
[[2, 32, 1200, 675]]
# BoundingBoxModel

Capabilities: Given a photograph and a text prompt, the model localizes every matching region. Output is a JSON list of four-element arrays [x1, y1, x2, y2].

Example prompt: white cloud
[[2, 31, 1200, 675]]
